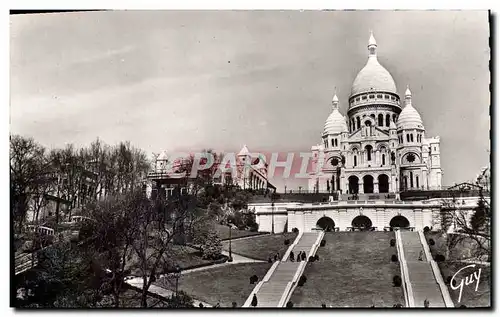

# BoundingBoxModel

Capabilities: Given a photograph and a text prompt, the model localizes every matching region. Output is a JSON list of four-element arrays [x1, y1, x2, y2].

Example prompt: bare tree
[[10, 135, 51, 231], [441, 187, 491, 261]]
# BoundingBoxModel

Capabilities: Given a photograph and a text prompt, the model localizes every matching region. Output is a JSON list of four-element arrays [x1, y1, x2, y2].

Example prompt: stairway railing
[[395, 230, 415, 307]]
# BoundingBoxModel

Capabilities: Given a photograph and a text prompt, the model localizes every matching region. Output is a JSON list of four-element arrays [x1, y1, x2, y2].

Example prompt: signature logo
[[450, 264, 482, 303]]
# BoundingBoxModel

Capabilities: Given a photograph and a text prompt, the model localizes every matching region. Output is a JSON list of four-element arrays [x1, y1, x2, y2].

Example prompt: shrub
[[460, 305, 467, 308], [393, 275, 402, 287], [314, 254, 319, 261], [228, 257, 233, 263], [292, 228, 299, 233], [268, 257, 272, 263], [201, 230, 222, 260], [286, 301, 294, 308], [391, 254, 398, 262], [428, 238, 435, 246], [166, 291, 195, 308], [320, 239, 326, 247], [249, 275, 258, 284], [435, 254, 445, 262], [393, 303, 403, 308], [390, 239, 396, 247], [446, 276, 452, 285], [232, 302, 237, 308], [321, 304, 327, 308], [308, 256, 315, 262], [423, 226, 430, 233], [284, 239, 290, 245]]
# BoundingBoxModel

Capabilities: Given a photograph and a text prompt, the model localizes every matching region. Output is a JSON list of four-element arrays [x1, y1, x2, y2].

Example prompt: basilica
[[308, 32, 443, 196]]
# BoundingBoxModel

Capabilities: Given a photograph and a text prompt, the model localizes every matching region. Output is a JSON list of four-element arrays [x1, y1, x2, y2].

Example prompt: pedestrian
[[290, 251, 295, 262], [301, 251, 306, 261], [274, 254, 278, 262], [418, 250, 423, 261], [251, 294, 258, 307], [424, 299, 430, 308], [199, 303, 204, 308]]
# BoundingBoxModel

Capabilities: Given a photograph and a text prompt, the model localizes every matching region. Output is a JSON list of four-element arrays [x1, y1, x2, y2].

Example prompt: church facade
[[308, 32, 443, 196]]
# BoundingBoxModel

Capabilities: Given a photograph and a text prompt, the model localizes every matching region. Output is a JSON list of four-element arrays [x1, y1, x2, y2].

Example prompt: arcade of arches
[[315, 214, 411, 232], [347, 174, 390, 194]]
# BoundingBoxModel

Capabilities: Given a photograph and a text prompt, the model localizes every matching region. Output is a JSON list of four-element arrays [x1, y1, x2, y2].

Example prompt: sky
[[10, 10, 490, 191]]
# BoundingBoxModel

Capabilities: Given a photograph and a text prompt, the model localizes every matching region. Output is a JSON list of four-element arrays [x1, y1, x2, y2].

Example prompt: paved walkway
[[223, 233, 271, 242]]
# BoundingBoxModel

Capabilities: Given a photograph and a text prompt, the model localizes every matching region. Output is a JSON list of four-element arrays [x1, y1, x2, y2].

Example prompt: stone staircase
[[400, 231, 446, 307], [245, 232, 322, 307], [291, 233, 320, 256], [254, 262, 300, 307]]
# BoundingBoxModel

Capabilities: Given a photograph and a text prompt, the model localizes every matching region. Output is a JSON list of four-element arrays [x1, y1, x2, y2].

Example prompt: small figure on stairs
[[424, 299, 430, 308], [251, 294, 258, 307], [301, 251, 306, 261], [297, 251, 302, 262], [290, 251, 295, 262], [418, 250, 423, 261]]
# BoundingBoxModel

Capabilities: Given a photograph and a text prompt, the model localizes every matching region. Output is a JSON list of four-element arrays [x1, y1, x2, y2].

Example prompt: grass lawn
[[425, 232, 491, 307], [125, 244, 219, 275], [156, 262, 272, 307], [222, 232, 298, 261], [289, 232, 404, 308], [213, 223, 264, 240]]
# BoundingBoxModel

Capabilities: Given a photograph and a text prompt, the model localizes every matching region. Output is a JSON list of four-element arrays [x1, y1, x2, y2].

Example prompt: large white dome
[[350, 32, 397, 97], [351, 56, 398, 96]]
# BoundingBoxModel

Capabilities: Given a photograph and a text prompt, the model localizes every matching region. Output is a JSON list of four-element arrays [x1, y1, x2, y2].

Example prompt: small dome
[[324, 109, 348, 135], [397, 104, 424, 130]]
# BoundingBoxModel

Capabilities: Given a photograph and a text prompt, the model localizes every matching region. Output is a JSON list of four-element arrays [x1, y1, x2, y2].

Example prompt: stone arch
[[378, 174, 390, 193], [376, 143, 389, 151], [348, 175, 359, 194], [363, 174, 374, 194], [389, 215, 410, 228], [351, 215, 373, 230], [316, 216, 336, 231]]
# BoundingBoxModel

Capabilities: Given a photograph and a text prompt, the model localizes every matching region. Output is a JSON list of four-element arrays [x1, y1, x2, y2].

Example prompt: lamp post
[[174, 265, 181, 298], [271, 193, 276, 234], [227, 221, 233, 261]]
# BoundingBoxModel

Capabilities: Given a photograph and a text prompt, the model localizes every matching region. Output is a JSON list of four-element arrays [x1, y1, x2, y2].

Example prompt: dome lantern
[[324, 90, 348, 135], [368, 30, 377, 56]]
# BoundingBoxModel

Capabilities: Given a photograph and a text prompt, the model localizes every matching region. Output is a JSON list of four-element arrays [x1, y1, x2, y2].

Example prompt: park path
[[125, 277, 212, 307]]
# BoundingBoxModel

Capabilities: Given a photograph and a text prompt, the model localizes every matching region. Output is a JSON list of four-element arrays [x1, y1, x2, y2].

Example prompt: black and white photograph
[[9, 9, 491, 309]]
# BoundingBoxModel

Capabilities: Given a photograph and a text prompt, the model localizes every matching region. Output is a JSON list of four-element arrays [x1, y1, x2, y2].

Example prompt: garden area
[[125, 244, 226, 276], [222, 232, 298, 261], [289, 232, 405, 307], [424, 232, 491, 307], [155, 262, 272, 307]]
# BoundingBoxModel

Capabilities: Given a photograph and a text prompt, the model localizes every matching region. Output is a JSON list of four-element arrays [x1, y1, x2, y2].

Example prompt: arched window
[[378, 114, 383, 126], [410, 134, 414, 142], [365, 145, 373, 161], [354, 155, 357, 167], [410, 172, 414, 188], [406, 134, 410, 142], [386, 114, 390, 127], [393, 114, 397, 123], [356, 117, 361, 130], [370, 114, 375, 120], [382, 154, 386, 165], [416, 175, 419, 188], [335, 139, 338, 147], [331, 139, 334, 147]]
